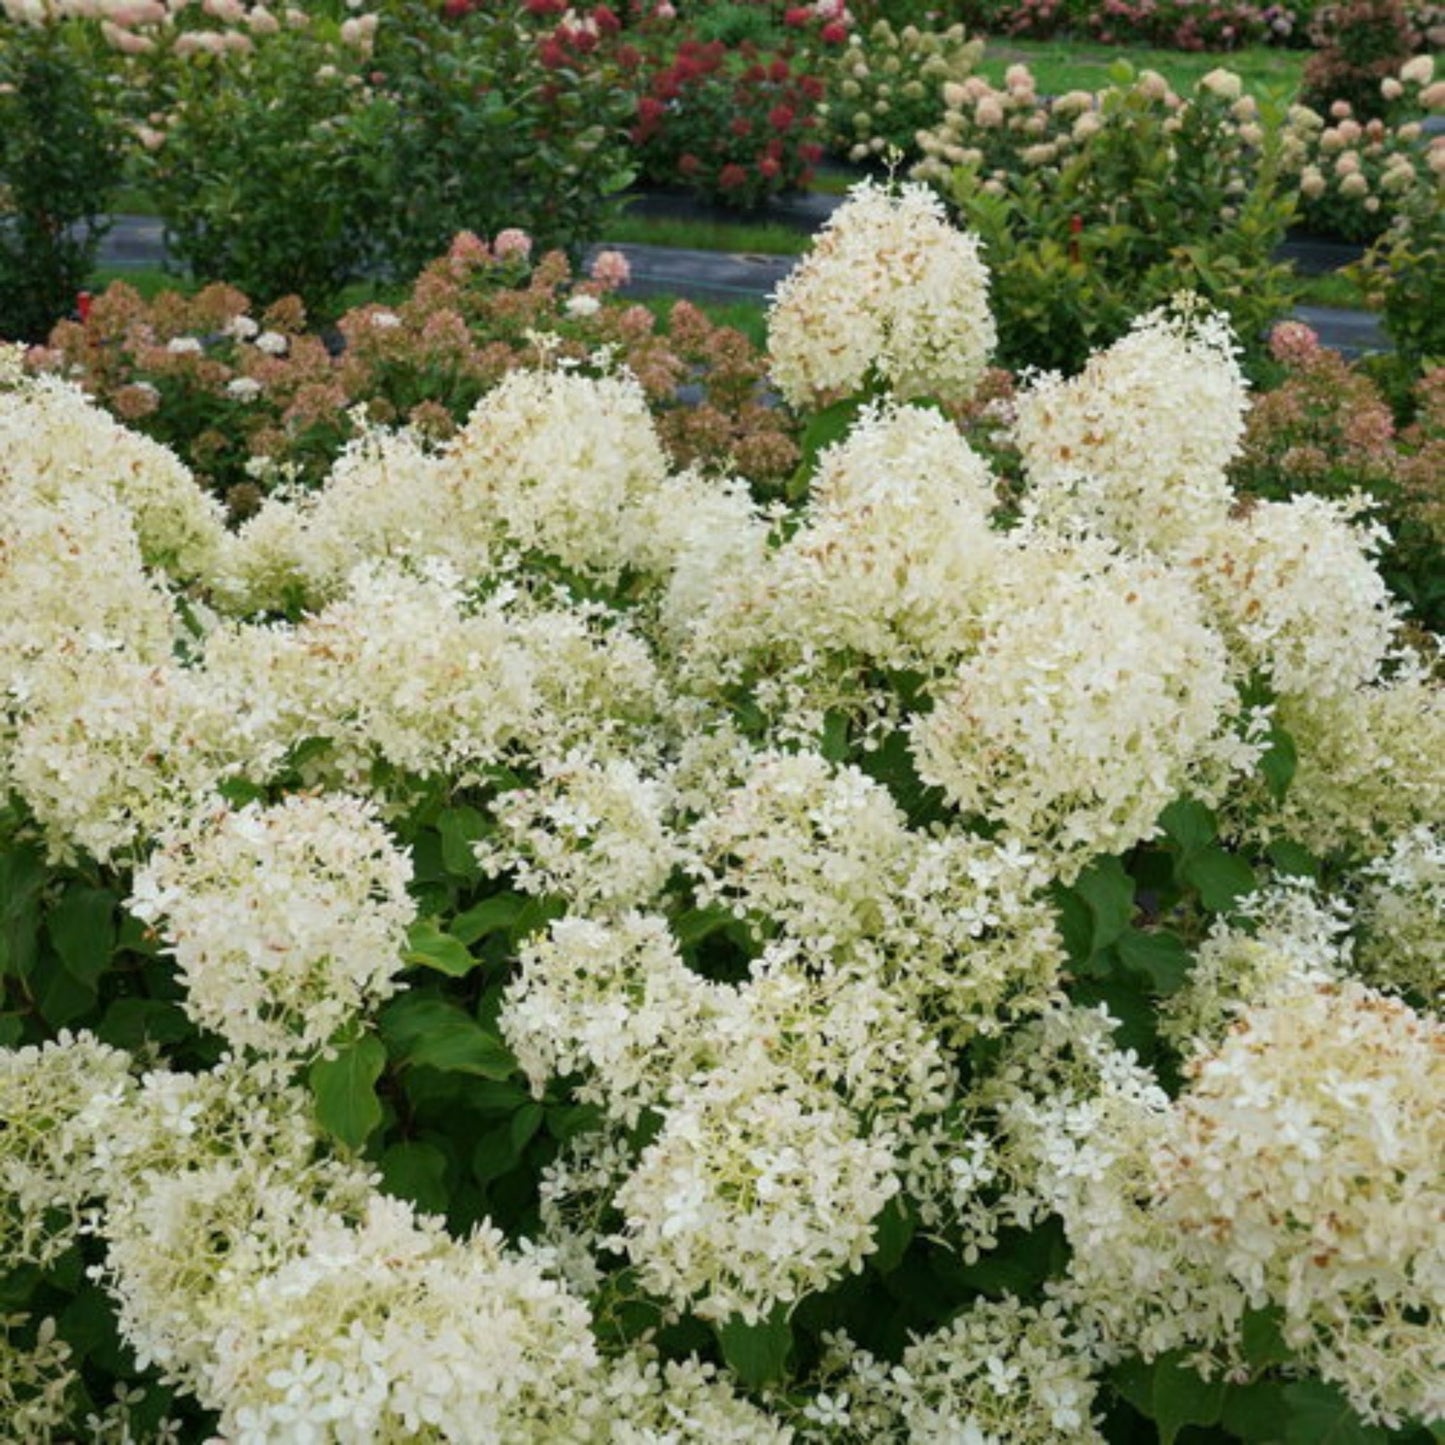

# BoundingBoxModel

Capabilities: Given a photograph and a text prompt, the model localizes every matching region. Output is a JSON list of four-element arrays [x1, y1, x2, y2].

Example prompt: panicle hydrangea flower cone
[[910, 539, 1254, 879], [1015, 303, 1246, 556], [768, 180, 995, 408], [128, 793, 416, 1058], [1158, 982, 1445, 1428], [0, 369, 225, 583]]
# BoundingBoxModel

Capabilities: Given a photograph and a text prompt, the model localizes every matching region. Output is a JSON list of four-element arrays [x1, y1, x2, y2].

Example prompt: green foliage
[[944, 71, 1299, 374], [133, 20, 388, 317], [0, 17, 123, 341], [1354, 184, 1445, 379], [368, 1, 636, 280], [129, 2, 635, 315]]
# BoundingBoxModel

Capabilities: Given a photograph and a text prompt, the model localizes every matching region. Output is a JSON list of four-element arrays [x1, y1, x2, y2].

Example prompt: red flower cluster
[[630, 37, 827, 208]]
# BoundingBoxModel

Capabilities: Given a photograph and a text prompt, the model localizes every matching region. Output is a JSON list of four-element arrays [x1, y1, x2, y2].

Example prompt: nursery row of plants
[[1, 0, 1443, 340], [1, 176, 1443, 1441]]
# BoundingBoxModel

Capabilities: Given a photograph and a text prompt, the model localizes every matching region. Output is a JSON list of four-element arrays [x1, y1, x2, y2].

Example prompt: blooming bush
[[630, 35, 829, 208], [0, 0, 123, 341], [0, 186, 1442, 1442], [915, 66, 1299, 372], [30, 234, 799, 513], [953, 0, 1303, 47], [822, 17, 983, 164], [1300, 0, 1421, 117], [96, 0, 635, 314], [1287, 55, 1445, 243]]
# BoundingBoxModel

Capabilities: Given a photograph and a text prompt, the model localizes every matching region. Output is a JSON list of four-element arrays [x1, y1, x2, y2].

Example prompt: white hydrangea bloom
[[1160, 879, 1353, 1051], [1249, 676, 1445, 856], [688, 749, 914, 949], [1352, 826, 1443, 1004], [768, 402, 1005, 670], [451, 368, 671, 581], [1193, 495, 1401, 699], [1016, 304, 1246, 556], [812, 1297, 1106, 1443], [911, 541, 1251, 879], [0, 1315, 79, 1442], [501, 912, 735, 1127], [202, 1198, 604, 1444], [1159, 982, 1445, 1428], [602, 1349, 794, 1443], [201, 562, 543, 792], [0, 482, 180, 684], [7, 648, 239, 864], [129, 793, 416, 1058], [612, 1062, 901, 1322], [213, 426, 467, 614], [481, 753, 681, 915], [0, 1033, 135, 1267], [0, 370, 225, 583], [768, 180, 995, 407]]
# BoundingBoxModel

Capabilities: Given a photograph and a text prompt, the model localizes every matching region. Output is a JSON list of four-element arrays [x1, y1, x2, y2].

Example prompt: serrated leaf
[[1152, 1354, 1226, 1443], [716, 1309, 792, 1388], [1111, 1357, 1155, 1416], [1116, 928, 1191, 995], [0, 842, 45, 980], [509, 1101, 544, 1154], [1281, 1381, 1389, 1444], [403, 918, 476, 978], [1052, 884, 1094, 966], [96, 998, 193, 1051], [471, 1121, 524, 1184], [379, 1140, 450, 1214], [309, 1035, 386, 1150], [820, 709, 849, 763], [46, 886, 116, 987], [508, 895, 566, 945], [1181, 847, 1256, 912], [437, 804, 488, 880], [451, 893, 526, 946], [1267, 840, 1318, 880], [673, 905, 736, 949], [379, 997, 515, 1079]]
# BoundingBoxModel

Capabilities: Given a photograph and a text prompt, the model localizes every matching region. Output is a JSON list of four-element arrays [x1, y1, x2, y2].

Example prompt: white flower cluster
[[1159, 878, 1352, 1051], [612, 1062, 901, 1324], [768, 180, 996, 407], [1193, 494, 1400, 700], [1160, 983, 1444, 1427], [0, 370, 225, 582], [911, 541, 1254, 876], [0, 1032, 135, 1266], [808, 1297, 1105, 1443], [129, 793, 416, 1057], [451, 368, 672, 581], [481, 753, 681, 915], [1016, 304, 1246, 557]]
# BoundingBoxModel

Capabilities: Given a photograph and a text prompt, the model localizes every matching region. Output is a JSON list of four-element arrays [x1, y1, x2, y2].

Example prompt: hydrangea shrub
[[0, 188, 1441, 1442]]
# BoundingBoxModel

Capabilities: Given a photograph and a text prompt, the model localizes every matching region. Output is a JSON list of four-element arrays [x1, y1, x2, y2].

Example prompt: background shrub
[[0, 12, 122, 341], [1300, 0, 1419, 117]]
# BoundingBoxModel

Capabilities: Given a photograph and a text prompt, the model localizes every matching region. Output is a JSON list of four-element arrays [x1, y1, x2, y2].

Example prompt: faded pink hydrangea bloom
[[589, 249, 631, 290], [493, 228, 533, 262]]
